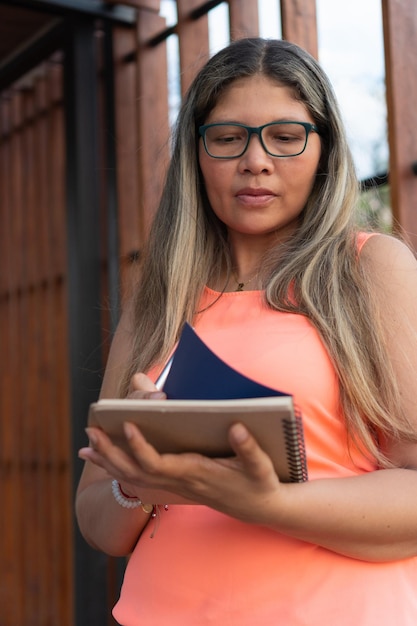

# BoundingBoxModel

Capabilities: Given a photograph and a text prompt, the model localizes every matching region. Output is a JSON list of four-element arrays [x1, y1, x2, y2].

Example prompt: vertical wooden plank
[[48, 59, 67, 281], [48, 54, 74, 626], [176, 0, 210, 96], [34, 69, 55, 624], [0, 95, 10, 294], [10, 91, 25, 296], [45, 59, 74, 625], [280, 0, 318, 58], [45, 61, 74, 626], [21, 83, 42, 624], [9, 89, 26, 626], [228, 0, 259, 40], [111, 25, 141, 300], [382, 0, 417, 251], [136, 9, 170, 238], [0, 91, 24, 626], [33, 69, 49, 625], [98, 24, 122, 340]]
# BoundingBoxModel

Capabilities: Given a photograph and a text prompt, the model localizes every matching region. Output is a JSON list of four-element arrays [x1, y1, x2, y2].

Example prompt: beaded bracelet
[[111, 479, 154, 513]]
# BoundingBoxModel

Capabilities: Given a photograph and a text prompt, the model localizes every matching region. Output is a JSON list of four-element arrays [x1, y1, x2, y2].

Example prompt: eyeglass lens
[[203, 122, 310, 158]]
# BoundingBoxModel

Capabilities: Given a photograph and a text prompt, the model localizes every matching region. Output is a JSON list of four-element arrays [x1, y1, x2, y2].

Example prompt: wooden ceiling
[[0, 0, 136, 70], [0, 4, 57, 65]]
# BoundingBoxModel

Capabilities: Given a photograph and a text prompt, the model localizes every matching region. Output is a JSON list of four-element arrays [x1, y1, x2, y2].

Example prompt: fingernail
[[124, 422, 135, 440], [231, 423, 248, 443]]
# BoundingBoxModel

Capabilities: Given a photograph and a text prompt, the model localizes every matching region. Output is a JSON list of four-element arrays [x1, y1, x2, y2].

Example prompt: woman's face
[[198, 74, 322, 248]]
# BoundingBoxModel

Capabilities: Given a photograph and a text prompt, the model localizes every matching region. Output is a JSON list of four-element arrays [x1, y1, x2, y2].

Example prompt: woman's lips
[[235, 187, 276, 206]]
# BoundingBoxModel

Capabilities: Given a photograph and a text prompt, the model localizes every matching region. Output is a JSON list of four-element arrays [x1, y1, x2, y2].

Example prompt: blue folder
[[162, 323, 287, 401]]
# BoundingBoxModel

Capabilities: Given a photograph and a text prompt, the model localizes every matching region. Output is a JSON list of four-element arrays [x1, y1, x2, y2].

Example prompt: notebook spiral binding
[[282, 407, 308, 483]]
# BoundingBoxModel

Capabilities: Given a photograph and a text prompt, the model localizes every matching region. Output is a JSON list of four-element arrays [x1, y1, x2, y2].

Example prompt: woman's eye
[[272, 133, 296, 143], [216, 134, 243, 144]]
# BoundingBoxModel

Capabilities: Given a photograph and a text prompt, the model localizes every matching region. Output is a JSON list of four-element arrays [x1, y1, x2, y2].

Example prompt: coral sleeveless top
[[113, 233, 417, 625]]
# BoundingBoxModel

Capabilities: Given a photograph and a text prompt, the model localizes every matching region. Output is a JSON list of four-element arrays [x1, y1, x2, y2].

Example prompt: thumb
[[228, 423, 274, 478], [129, 372, 157, 392], [128, 373, 166, 399]]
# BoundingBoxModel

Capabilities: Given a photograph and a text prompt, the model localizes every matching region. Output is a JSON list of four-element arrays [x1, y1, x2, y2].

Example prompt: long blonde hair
[[123, 38, 415, 466]]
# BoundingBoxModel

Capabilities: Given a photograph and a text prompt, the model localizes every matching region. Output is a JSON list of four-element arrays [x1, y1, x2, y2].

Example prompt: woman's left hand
[[81, 420, 286, 524]]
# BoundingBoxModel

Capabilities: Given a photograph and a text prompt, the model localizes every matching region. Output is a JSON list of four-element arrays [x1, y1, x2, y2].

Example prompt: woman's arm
[[75, 306, 158, 557], [83, 416, 417, 561], [76, 301, 194, 556], [75, 465, 152, 557], [229, 425, 417, 562], [80, 234, 417, 562], [251, 233, 417, 561], [77, 296, 204, 555]]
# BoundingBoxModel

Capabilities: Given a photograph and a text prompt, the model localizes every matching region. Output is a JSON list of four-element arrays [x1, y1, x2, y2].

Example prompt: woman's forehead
[[204, 76, 311, 124]]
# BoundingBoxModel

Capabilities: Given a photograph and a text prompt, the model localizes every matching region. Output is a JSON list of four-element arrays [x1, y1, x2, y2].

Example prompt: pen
[[155, 355, 174, 390]]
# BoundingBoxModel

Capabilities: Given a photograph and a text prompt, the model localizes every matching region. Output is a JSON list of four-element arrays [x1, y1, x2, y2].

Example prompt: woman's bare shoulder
[[360, 232, 416, 264], [359, 233, 417, 289]]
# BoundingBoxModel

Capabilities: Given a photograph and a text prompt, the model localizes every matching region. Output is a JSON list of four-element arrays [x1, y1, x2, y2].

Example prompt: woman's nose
[[238, 134, 274, 173]]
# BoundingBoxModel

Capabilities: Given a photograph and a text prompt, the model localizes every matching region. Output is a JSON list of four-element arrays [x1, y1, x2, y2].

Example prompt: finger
[[82, 426, 147, 481], [123, 422, 172, 474], [228, 422, 275, 480], [124, 422, 209, 485], [128, 390, 167, 400], [128, 372, 167, 400], [129, 372, 158, 393]]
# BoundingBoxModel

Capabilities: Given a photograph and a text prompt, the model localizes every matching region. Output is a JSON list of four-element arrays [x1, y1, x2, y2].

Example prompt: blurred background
[[1, 1, 416, 624]]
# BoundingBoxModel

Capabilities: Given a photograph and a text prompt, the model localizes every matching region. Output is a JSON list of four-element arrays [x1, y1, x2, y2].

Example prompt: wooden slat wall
[[229, 0, 259, 40], [136, 10, 171, 240], [1, 1, 417, 624], [112, 25, 141, 293], [177, 0, 210, 97], [0, 58, 74, 626], [382, 0, 417, 250], [281, 0, 318, 57]]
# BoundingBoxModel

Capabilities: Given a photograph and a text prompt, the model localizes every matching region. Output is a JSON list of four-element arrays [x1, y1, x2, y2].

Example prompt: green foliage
[[356, 184, 392, 233]]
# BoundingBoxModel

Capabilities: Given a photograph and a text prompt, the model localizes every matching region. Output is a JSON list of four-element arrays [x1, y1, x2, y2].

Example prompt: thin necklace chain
[[231, 269, 259, 292]]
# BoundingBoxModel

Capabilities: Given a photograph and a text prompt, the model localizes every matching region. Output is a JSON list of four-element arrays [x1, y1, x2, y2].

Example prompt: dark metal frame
[[64, 17, 110, 625], [0, 0, 135, 24], [360, 171, 389, 191]]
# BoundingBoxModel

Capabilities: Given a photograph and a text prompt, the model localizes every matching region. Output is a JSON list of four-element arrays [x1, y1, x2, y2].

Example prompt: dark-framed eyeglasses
[[199, 121, 319, 159]]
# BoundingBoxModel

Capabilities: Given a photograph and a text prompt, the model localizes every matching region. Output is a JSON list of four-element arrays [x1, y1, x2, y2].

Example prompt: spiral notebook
[[89, 324, 308, 483]]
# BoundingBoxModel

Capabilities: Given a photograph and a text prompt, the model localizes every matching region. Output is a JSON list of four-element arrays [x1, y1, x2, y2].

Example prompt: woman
[[77, 38, 417, 625]]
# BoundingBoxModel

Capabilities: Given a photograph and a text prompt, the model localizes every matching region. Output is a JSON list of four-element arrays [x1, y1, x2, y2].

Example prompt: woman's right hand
[[79, 372, 168, 501], [126, 372, 167, 400]]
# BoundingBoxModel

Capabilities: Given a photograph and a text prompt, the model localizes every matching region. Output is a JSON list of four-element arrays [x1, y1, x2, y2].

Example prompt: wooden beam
[[280, 0, 318, 59], [136, 9, 170, 238], [229, 0, 259, 40], [111, 24, 142, 299], [382, 0, 417, 250], [177, 0, 210, 97]]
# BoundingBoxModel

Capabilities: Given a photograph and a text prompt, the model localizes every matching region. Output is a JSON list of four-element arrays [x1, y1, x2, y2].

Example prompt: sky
[[315, 0, 387, 179], [160, 0, 387, 180]]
